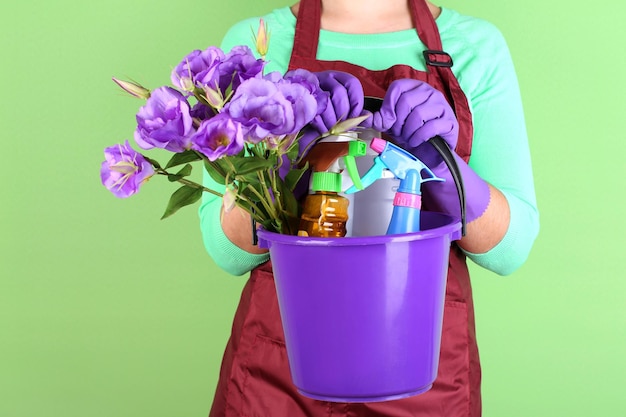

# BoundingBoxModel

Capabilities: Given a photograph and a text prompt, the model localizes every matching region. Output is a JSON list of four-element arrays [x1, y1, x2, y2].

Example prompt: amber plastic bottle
[[297, 171, 349, 238]]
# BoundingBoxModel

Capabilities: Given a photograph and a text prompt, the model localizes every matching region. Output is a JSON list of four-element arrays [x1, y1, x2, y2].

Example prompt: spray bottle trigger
[[343, 141, 367, 191], [344, 156, 386, 194], [419, 165, 446, 184]]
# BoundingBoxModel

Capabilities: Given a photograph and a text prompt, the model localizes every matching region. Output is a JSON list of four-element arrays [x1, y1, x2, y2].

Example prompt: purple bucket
[[257, 211, 462, 403]]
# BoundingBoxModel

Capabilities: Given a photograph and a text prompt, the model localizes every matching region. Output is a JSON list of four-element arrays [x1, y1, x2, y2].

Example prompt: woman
[[199, 0, 539, 415]]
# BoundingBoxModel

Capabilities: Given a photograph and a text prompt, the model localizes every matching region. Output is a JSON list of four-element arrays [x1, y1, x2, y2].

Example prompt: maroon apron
[[209, 1, 481, 415]]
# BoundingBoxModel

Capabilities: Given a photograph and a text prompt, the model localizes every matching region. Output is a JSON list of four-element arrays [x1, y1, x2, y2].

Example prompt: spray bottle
[[345, 138, 444, 235], [297, 140, 367, 237]]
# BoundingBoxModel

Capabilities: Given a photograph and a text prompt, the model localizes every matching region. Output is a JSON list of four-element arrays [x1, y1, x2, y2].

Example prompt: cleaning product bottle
[[345, 138, 444, 235], [297, 140, 366, 237]]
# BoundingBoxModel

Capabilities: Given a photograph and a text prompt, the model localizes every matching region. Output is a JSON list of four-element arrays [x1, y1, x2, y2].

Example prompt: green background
[[1, 0, 624, 415]]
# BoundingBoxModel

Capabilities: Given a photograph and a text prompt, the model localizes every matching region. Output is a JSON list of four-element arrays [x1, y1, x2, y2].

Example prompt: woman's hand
[[371, 78, 458, 152]]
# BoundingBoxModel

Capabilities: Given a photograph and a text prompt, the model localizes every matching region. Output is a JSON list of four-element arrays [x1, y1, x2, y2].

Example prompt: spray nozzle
[[345, 138, 444, 194]]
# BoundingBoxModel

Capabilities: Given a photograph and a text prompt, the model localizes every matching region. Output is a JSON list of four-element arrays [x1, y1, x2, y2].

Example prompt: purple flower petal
[[225, 78, 297, 142], [134, 86, 195, 153], [101, 141, 154, 198], [191, 113, 244, 161], [283, 69, 328, 115], [171, 47, 225, 91], [218, 45, 265, 92]]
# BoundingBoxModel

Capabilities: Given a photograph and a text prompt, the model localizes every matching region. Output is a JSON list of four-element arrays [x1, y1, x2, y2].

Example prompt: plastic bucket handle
[[364, 96, 466, 236]]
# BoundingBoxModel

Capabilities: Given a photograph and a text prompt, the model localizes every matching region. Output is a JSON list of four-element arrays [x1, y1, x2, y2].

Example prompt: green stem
[[154, 168, 222, 197], [295, 132, 327, 166], [245, 181, 276, 220], [265, 169, 284, 214], [193, 150, 228, 180], [233, 193, 266, 224]]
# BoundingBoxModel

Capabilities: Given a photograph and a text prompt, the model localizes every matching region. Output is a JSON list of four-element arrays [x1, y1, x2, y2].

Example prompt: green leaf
[[165, 150, 202, 169], [284, 162, 309, 192], [238, 181, 262, 203], [167, 164, 193, 182], [284, 136, 301, 161], [203, 160, 227, 184], [276, 177, 299, 220], [286, 145, 299, 163], [177, 164, 193, 177], [230, 155, 276, 176], [161, 185, 202, 219], [144, 156, 162, 169], [239, 172, 261, 186]]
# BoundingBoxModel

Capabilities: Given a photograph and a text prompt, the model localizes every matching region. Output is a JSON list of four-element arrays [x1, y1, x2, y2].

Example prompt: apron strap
[[290, 0, 321, 62], [409, 0, 443, 52], [409, 0, 474, 161]]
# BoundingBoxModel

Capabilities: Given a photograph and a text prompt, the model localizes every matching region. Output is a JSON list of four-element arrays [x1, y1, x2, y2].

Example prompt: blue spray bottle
[[345, 138, 444, 235]]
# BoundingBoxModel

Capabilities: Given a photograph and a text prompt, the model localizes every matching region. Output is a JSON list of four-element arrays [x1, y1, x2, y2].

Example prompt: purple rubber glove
[[308, 70, 368, 137], [289, 70, 369, 160], [371, 79, 459, 153], [416, 141, 491, 225], [277, 71, 362, 176], [280, 71, 367, 193]]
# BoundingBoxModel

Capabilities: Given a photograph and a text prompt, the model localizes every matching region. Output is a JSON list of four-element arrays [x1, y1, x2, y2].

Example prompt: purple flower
[[134, 86, 195, 153], [225, 77, 318, 142], [283, 69, 328, 116], [262, 71, 283, 83], [171, 47, 225, 91], [170, 45, 264, 95], [276, 78, 322, 134], [218, 46, 265, 92], [191, 113, 244, 161], [190, 102, 214, 122], [100, 141, 154, 198]]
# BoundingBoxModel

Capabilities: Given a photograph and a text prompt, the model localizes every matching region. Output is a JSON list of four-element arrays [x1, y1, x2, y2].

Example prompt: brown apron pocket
[[240, 334, 331, 417]]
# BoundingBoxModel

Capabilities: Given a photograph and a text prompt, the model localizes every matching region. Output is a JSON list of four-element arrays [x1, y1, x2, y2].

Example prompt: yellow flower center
[[211, 133, 231, 150]]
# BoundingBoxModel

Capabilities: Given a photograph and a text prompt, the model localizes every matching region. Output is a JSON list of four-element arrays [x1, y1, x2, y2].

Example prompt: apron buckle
[[423, 50, 454, 68]]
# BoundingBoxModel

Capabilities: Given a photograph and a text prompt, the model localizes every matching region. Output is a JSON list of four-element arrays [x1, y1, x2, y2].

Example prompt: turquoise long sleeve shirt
[[199, 7, 539, 276]]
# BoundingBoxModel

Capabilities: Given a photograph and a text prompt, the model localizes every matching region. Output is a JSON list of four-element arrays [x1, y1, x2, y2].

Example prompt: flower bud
[[112, 77, 151, 99], [178, 76, 195, 93], [223, 187, 237, 213], [329, 114, 371, 136], [203, 85, 226, 110], [254, 19, 270, 58]]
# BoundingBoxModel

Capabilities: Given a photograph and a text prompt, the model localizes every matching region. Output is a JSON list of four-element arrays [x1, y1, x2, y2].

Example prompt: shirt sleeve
[[197, 19, 271, 276], [198, 170, 269, 276], [454, 21, 539, 275]]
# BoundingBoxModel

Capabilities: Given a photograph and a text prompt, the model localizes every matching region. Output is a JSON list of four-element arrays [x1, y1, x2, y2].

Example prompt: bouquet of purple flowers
[[100, 21, 366, 235]]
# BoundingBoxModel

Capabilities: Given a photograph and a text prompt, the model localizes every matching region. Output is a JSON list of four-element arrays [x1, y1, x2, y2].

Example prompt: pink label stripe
[[393, 192, 422, 209]]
